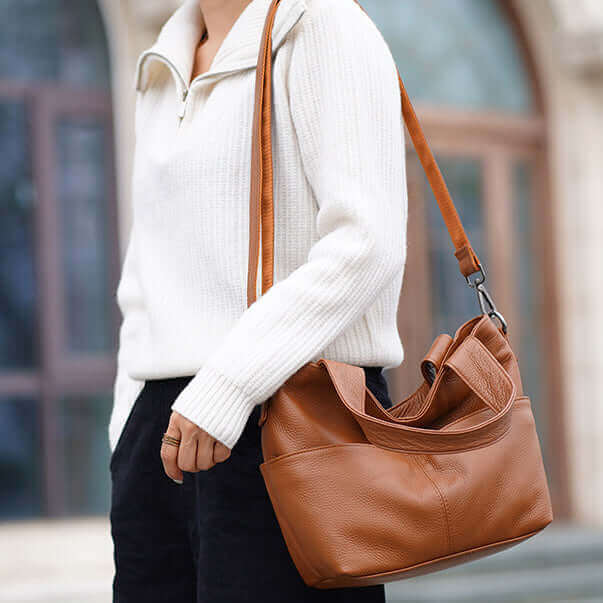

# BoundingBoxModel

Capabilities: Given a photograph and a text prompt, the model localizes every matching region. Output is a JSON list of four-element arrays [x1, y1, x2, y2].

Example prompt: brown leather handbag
[[247, 0, 554, 589]]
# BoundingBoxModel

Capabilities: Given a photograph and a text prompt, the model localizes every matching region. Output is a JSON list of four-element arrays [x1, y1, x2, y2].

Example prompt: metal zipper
[[136, 51, 189, 125], [137, 49, 254, 122], [177, 88, 188, 121]]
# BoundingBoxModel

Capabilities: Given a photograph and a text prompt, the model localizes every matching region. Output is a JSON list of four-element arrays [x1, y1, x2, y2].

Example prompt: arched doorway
[[0, 1, 119, 517], [362, 0, 566, 513]]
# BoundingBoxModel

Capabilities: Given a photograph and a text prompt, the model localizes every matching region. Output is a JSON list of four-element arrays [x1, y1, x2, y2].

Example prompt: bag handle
[[247, 0, 483, 309], [318, 333, 517, 454]]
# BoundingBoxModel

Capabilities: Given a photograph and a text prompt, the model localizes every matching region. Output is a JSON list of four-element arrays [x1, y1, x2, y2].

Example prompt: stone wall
[[513, 0, 603, 524]]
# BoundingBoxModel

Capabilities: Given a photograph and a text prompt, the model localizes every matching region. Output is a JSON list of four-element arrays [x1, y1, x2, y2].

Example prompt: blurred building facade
[[1, 0, 603, 530]]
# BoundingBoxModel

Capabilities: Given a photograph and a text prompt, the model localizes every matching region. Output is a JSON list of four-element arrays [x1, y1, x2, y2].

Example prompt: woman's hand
[[160, 410, 232, 483]]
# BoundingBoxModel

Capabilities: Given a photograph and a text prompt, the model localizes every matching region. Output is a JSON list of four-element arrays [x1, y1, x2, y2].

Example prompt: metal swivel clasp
[[465, 263, 508, 334]]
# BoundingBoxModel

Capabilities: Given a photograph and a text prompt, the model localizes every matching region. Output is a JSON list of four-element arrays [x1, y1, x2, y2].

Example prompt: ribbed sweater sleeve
[[170, 0, 408, 449]]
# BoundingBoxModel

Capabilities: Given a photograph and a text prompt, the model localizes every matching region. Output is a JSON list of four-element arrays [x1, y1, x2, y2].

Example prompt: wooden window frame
[[0, 80, 120, 516]]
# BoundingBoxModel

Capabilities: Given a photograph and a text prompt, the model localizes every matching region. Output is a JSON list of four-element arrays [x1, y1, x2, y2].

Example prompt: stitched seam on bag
[[414, 456, 452, 554], [449, 336, 515, 414], [376, 424, 513, 455], [262, 401, 528, 467], [261, 419, 517, 464], [439, 408, 493, 432]]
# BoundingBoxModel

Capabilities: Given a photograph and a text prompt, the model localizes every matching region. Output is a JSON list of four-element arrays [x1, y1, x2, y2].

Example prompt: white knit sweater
[[108, 0, 408, 453]]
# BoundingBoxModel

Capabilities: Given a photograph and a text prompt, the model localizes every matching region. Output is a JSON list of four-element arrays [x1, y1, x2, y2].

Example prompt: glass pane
[[361, 0, 534, 114], [57, 118, 113, 354], [426, 157, 486, 337], [58, 392, 112, 515], [0, 398, 42, 518], [0, 0, 110, 88], [0, 101, 38, 369], [514, 162, 546, 446]]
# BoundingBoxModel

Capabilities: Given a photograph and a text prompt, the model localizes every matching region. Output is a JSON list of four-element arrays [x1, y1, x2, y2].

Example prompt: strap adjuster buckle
[[465, 264, 508, 334]]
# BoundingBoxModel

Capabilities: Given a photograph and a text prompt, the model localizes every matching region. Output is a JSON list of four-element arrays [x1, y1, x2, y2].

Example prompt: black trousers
[[110, 366, 392, 602]]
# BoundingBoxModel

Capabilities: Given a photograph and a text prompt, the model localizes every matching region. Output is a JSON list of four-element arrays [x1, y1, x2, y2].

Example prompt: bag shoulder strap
[[247, 0, 482, 308]]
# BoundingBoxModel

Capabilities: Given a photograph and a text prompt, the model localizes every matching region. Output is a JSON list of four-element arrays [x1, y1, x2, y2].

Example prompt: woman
[[108, 0, 407, 600]]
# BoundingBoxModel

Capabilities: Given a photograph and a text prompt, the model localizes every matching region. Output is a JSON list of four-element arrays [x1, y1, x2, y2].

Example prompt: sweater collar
[[135, 0, 306, 92]]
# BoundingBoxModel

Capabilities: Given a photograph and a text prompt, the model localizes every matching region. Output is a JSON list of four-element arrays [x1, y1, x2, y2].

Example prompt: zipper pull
[[177, 88, 188, 119]]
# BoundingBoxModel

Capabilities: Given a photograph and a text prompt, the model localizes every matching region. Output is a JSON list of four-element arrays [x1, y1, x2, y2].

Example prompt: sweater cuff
[[170, 364, 258, 449]]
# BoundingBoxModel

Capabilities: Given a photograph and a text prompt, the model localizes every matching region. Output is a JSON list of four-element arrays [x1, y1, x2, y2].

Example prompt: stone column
[[97, 0, 182, 252], [514, 0, 603, 524]]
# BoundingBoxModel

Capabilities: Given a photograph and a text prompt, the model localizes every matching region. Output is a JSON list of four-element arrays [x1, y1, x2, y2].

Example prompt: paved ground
[[386, 523, 603, 602], [0, 518, 601, 602], [0, 517, 112, 603]]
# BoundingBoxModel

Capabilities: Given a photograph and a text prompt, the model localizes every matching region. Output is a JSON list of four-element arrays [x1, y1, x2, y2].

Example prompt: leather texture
[[248, 0, 553, 589]]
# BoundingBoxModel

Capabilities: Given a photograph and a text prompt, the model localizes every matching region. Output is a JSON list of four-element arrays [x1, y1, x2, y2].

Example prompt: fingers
[[160, 418, 183, 484], [177, 432, 198, 473], [195, 436, 231, 469], [213, 441, 232, 463], [195, 433, 216, 471], [162, 411, 233, 480]]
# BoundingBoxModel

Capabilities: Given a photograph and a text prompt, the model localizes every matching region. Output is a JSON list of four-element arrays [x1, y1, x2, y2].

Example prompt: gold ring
[[162, 439, 180, 448], [162, 433, 181, 447]]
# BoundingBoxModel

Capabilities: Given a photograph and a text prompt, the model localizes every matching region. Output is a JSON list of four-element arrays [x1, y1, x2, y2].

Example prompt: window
[[368, 0, 534, 114], [0, 1, 118, 517]]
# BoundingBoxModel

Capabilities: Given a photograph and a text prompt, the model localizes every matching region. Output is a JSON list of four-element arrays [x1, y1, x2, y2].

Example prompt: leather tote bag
[[247, 0, 554, 589]]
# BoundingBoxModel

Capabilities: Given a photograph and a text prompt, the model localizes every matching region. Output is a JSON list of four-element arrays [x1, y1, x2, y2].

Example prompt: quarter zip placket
[[177, 88, 188, 121], [136, 50, 257, 125]]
